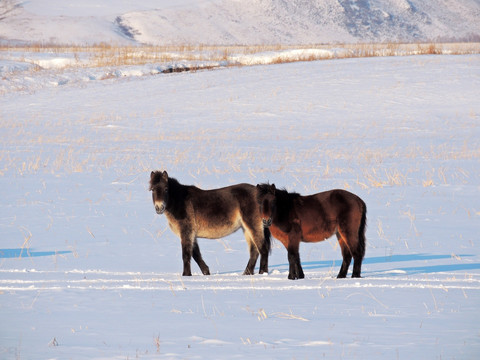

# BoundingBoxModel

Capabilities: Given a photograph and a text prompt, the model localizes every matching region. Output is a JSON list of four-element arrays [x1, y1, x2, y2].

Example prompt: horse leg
[[351, 233, 365, 278], [352, 208, 367, 278], [287, 248, 296, 279], [297, 255, 305, 279], [287, 246, 304, 280], [192, 241, 210, 275], [242, 223, 268, 275], [287, 229, 304, 280], [181, 230, 195, 276], [243, 240, 259, 275], [258, 245, 269, 275], [352, 254, 363, 278], [257, 227, 271, 274], [336, 231, 352, 278]]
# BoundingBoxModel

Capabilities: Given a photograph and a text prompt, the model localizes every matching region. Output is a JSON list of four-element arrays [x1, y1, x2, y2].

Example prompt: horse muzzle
[[155, 203, 166, 215], [263, 217, 272, 227]]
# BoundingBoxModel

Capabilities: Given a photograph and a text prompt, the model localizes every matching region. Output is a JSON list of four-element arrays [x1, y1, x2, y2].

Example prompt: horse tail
[[264, 226, 272, 255], [358, 200, 367, 260]]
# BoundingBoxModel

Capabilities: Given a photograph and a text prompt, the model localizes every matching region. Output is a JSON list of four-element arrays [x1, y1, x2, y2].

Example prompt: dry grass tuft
[[1, 42, 479, 69]]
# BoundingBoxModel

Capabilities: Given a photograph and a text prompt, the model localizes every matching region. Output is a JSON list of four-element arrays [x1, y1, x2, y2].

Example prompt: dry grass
[[1, 42, 479, 69], [2, 111, 477, 191]]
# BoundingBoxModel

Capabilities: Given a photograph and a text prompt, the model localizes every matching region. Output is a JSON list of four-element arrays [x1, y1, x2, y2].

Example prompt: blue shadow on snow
[[269, 253, 480, 276], [0, 248, 72, 259]]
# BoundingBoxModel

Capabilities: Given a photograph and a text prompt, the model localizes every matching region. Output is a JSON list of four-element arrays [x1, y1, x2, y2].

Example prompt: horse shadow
[[0, 248, 72, 259], [269, 253, 480, 277]]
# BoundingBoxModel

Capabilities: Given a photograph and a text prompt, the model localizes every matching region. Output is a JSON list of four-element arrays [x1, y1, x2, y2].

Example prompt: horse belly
[[196, 215, 242, 239], [197, 225, 241, 239], [302, 222, 337, 243], [303, 232, 332, 243]]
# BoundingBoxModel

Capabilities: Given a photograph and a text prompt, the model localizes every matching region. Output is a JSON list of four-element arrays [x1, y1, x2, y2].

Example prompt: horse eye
[[164, 188, 168, 194]]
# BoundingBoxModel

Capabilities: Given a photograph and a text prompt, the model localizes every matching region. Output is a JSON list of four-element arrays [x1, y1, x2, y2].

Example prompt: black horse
[[150, 171, 271, 276], [257, 183, 367, 280]]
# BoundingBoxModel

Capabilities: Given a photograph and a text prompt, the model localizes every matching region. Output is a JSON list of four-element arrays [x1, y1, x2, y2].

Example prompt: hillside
[[1, 0, 479, 45]]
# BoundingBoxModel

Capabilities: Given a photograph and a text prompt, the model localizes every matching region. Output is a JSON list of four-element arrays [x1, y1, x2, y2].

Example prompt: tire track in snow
[[1, 269, 479, 292]]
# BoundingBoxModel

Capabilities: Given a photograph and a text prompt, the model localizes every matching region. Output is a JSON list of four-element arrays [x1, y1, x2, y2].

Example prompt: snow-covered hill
[[1, 0, 479, 45]]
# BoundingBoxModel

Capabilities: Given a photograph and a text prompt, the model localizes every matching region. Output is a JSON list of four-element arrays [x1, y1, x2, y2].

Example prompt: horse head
[[256, 183, 276, 227], [150, 170, 169, 214]]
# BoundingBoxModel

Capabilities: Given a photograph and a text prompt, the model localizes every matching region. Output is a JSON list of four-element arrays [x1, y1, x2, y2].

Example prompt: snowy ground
[[1, 54, 480, 359]]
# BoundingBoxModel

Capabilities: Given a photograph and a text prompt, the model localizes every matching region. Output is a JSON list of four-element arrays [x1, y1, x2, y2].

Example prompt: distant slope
[[116, 0, 480, 45], [1, 0, 479, 45]]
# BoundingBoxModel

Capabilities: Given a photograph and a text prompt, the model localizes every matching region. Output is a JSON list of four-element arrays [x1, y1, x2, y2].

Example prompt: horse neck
[[167, 177, 188, 199], [274, 189, 298, 220], [165, 178, 190, 219]]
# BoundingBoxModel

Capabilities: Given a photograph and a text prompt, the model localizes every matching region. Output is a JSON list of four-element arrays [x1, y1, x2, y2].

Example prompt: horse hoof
[[182, 272, 192, 276]]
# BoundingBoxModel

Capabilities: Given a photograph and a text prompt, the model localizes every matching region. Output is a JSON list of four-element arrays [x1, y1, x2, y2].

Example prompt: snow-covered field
[[1, 1, 480, 358], [1, 52, 479, 359]]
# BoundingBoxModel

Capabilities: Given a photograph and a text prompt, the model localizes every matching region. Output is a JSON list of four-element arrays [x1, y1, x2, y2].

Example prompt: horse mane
[[166, 177, 190, 220], [275, 187, 301, 209]]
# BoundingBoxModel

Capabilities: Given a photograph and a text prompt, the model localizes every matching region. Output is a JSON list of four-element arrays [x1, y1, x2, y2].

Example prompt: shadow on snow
[[2, 249, 478, 277], [269, 253, 480, 277], [0, 248, 72, 259]]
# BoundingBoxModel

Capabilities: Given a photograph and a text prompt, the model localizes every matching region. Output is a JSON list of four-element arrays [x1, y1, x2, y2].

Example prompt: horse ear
[[271, 183, 276, 192], [149, 171, 157, 191], [162, 171, 168, 180]]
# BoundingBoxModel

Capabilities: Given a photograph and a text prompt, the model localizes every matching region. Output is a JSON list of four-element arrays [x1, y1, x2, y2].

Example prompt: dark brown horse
[[257, 183, 366, 280], [150, 171, 271, 276]]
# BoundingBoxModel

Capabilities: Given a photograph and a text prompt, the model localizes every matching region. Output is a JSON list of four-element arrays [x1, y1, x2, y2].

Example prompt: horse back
[[191, 183, 256, 211]]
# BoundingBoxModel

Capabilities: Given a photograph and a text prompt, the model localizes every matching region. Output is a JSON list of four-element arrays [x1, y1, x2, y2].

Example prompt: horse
[[256, 183, 366, 280], [149, 171, 271, 276]]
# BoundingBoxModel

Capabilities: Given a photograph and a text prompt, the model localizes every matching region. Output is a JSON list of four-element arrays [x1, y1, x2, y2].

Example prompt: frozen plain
[[1, 54, 480, 359]]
